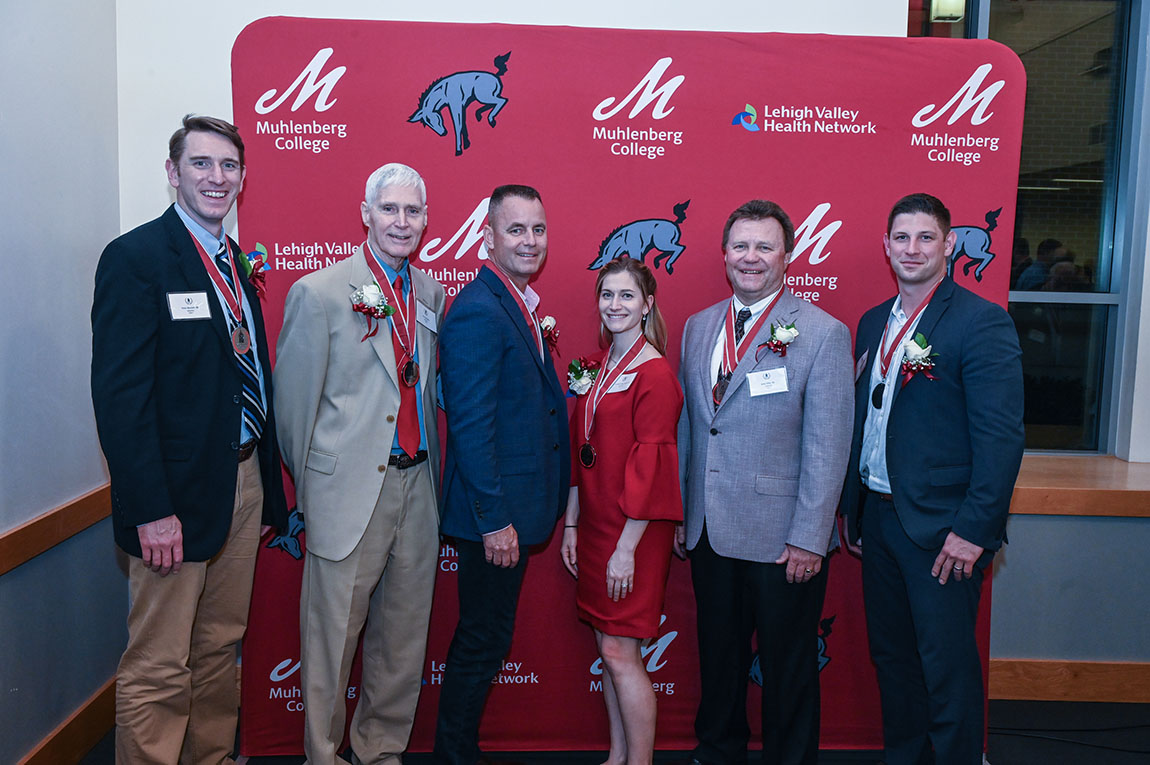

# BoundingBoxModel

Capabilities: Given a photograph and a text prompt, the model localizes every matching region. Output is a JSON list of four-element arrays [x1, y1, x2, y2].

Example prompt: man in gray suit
[[676, 199, 853, 765], [275, 163, 446, 764]]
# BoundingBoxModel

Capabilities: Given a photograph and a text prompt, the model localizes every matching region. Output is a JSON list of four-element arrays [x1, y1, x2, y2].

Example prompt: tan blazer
[[274, 245, 446, 561]]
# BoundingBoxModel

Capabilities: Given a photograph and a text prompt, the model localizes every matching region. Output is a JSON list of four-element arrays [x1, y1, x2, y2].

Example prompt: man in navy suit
[[433, 184, 569, 764], [91, 115, 287, 764], [840, 193, 1024, 765]]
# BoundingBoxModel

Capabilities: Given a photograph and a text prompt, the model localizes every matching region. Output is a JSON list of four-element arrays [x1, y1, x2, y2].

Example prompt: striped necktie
[[217, 244, 266, 441]]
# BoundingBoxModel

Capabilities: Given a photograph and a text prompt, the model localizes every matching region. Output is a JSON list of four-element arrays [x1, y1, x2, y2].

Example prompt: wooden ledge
[[0, 485, 111, 577], [1010, 455, 1150, 517]]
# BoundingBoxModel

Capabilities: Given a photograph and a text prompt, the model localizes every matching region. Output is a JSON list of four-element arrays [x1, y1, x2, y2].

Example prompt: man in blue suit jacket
[[91, 115, 288, 763], [841, 193, 1024, 765], [434, 185, 570, 764]]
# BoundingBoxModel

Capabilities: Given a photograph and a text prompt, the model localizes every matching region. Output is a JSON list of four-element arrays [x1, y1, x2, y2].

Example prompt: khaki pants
[[115, 454, 263, 765], [300, 461, 439, 765]]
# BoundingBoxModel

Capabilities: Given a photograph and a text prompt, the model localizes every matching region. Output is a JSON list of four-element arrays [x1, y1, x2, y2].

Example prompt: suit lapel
[[352, 245, 401, 391], [480, 267, 548, 376], [716, 290, 796, 414], [164, 207, 231, 349], [694, 302, 727, 417], [892, 278, 953, 405]]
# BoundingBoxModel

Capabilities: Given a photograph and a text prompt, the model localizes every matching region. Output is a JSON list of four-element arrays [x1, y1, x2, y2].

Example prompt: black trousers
[[433, 538, 529, 765], [690, 526, 828, 765], [861, 492, 986, 765]]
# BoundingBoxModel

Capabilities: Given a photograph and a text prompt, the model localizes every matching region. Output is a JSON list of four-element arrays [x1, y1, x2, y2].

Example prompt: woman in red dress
[[561, 257, 683, 765]]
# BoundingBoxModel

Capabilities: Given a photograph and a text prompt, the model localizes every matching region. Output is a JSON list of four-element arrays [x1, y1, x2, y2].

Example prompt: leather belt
[[388, 450, 429, 470], [238, 439, 258, 462], [865, 483, 894, 503]]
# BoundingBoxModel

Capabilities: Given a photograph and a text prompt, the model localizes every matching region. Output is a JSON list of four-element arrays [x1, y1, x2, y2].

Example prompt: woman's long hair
[[594, 257, 668, 355]]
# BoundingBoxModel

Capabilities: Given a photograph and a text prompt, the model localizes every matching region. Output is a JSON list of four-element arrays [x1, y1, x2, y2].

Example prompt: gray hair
[[364, 163, 426, 205]]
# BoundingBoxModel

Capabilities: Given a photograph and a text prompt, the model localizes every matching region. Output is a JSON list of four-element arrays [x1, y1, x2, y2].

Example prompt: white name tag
[[607, 372, 637, 394], [748, 367, 788, 396], [416, 301, 437, 332], [167, 291, 212, 320], [855, 349, 870, 382]]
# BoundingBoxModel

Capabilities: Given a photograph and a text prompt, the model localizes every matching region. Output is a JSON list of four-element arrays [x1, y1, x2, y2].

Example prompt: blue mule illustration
[[589, 200, 690, 275], [949, 207, 1001, 282], [409, 52, 510, 156]]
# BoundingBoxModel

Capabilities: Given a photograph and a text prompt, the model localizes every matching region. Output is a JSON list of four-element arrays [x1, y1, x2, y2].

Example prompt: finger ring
[[954, 563, 963, 570], [804, 568, 813, 574]]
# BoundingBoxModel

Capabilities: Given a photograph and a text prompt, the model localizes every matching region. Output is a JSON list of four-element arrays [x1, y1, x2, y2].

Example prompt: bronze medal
[[231, 325, 252, 355], [579, 442, 597, 468], [401, 359, 420, 387], [712, 376, 729, 407], [871, 381, 885, 409]]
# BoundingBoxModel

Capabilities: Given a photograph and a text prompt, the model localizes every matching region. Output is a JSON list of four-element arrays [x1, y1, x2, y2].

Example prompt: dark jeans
[[433, 538, 529, 765]]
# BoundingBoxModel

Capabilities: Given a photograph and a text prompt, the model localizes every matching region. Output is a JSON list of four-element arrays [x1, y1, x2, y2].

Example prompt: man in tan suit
[[275, 163, 445, 765]]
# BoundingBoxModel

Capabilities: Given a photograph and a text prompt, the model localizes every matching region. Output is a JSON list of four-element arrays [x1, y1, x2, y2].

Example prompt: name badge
[[416, 301, 437, 332], [607, 372, 637, 394], [167, 291, 212, 320], [748, 367, 788, 396], [855, 349, 870, 382]]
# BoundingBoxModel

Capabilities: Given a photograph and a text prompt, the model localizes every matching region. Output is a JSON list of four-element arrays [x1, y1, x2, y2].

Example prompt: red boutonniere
[[240, 245, 271, 299], [350, 282, 396, 341], [900, 332, 939, 387], [540, 315, 560, 354]]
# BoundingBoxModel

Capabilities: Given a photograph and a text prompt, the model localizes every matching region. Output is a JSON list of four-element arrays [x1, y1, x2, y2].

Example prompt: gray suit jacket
[[677, 290, 853, 562], [274, 245, 446, 561]]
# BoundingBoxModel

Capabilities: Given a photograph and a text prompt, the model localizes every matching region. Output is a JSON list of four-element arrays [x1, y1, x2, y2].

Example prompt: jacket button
[[386, 414, 395, 423], [553, 443, 559, 450], [550, 408, 556, 415], [233, 395, 241, 403], [710, 428, 719, 436], [231, 441, 239, 450], [378, 465, 386, 472]]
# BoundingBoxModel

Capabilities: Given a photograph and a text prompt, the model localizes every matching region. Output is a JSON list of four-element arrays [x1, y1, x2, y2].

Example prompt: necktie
[[390, 275, 421, 457], [734, 307, 752, 342], [217, 244, 266, 441]]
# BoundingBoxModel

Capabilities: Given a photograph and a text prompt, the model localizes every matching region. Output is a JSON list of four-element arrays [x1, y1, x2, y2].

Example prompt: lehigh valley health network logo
[[731, 104, 760, 132]]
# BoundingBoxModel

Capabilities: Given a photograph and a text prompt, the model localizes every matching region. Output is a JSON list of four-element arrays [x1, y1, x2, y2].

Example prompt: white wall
[[115, 0, 907, 235], [0, 0, 120, 529]]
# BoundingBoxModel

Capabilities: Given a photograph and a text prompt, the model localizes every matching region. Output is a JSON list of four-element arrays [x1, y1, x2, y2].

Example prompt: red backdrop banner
[[232, 17, 1024, 755]]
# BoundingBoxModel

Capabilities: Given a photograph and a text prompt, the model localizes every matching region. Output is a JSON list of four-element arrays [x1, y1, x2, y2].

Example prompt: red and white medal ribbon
[[877, 279, 942, 379], [188, 231, 243, 326], [487, 265, 544, 357], [363, 247, 417, 364], [583, 335, 647, 446]]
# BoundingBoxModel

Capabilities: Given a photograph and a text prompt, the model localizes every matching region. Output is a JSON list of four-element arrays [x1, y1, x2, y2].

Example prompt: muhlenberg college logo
[[588, 200, 690, 274], [409, 52, 511, 156]]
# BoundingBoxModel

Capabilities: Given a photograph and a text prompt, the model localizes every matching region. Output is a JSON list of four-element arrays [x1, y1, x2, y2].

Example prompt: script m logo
[[255, 48, 346, 114], [913, 63, 1005, 127], [593, 57, 684, 121]]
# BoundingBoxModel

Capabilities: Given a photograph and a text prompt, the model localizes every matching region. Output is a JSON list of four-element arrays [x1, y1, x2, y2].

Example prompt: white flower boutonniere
[[900, 332, 939, 386], [350, 282, 395, 341], [567, 356, 601, 396]]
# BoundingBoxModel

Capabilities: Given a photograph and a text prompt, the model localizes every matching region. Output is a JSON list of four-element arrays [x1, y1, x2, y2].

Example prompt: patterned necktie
[[734, 307, 753, 342], [217, 244, 266, 441], [390, 275, 421, 457]]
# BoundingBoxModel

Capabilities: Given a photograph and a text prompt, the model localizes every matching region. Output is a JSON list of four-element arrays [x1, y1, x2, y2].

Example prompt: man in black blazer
[[841, 193, 1024, 765], [91, 114, 287, 764]]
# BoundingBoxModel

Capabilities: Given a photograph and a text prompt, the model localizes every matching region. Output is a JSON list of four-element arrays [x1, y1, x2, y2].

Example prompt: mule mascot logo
[[265, 508, 305, 559], [409, 52, 511, 156], [588, 200, 690, 274], [749, 615, 835, 686], [949, 207, 1001, 282]]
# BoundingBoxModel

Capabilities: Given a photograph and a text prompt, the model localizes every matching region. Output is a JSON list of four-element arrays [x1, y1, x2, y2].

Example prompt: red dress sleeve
[[620, 362, 685, 522]]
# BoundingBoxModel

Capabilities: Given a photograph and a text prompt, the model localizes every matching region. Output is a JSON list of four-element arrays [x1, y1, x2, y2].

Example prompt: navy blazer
[[841, 278, 1024, 552], [438, 266, 570, 545], [91, 205, 288, 561]]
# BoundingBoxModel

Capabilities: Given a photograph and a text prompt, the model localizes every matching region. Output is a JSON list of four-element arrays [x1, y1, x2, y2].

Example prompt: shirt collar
[[367, 241, 409, 286], [174, 202, 226, 255], [733, 286, 783, 316], [489, 263, 541, 313]]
